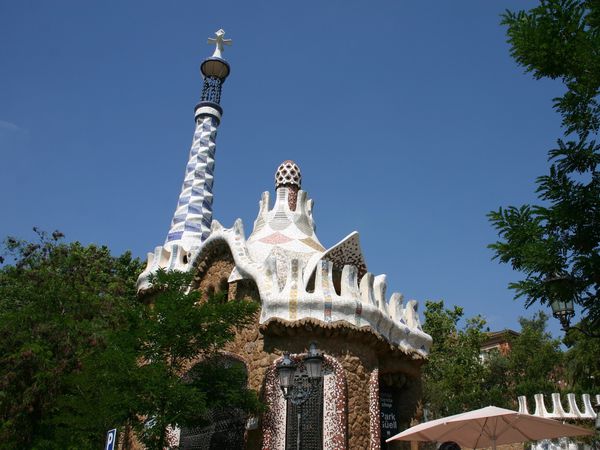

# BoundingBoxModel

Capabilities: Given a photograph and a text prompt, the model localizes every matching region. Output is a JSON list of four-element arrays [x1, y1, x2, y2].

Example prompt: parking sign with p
[[105, 428, 117, 450]]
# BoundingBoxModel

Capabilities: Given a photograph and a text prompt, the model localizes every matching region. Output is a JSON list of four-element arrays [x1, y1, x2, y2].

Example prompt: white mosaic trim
[[138, 216, 432, 356], [139, 175, 432, 356], [519, 393, 599, 419]]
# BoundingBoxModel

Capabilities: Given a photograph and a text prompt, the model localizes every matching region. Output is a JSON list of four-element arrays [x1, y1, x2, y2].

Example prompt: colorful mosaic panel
[[259, 232, 293, 245], [288, 259, 299, 320], [321, 261, 333, 322], [263, 354, 347, 450], [166, 115, 219, 246], [301, 237, 326, 252], [324, 232, 367, 279], [369, 369, 382, 450]]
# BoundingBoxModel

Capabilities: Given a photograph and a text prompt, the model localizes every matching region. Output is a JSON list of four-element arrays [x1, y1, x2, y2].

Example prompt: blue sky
[[1, 1, 570, 336]]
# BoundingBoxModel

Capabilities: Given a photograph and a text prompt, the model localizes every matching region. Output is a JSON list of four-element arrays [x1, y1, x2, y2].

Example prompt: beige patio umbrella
[[386, 406, 594, 450]]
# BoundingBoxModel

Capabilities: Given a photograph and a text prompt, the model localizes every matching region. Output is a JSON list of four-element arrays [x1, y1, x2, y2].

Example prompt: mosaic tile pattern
[[275, 160, 301, 188], [320, 231, 367, 280], [287, 186, 299, 211], [368, 369, 382, 450], [263, 354, 347, 450], [165, 115, 218, 248], [268, 247, 311, 292], [322, 356, 348, 450], [300, 237, 326, 252], [165, 426, 180, 447], [139, 215, 432, 356], [262, 362, 287, 450], [259, 232, 293, 245], [246, 163, 325, 289], [320, 260, 333, 322], [293, 204, 315, 236], [288, 259, 299, 320], [138, 161, 433, 356]]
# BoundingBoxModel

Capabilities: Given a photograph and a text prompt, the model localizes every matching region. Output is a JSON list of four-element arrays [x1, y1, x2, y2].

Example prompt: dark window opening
[[305, 263, 342, 296], [206, 285, 215, 299], [218, 277, 229, 300], [332, 268, 342, 296], [305, 272, 316, 293], [233, 279, 260, 301]]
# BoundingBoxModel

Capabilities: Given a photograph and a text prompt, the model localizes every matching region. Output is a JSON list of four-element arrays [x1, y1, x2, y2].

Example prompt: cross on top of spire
[[207, 29, 232, 59]]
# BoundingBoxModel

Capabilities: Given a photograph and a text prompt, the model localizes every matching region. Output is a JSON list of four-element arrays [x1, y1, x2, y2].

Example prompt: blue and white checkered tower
[[165, 29, 232, 249]]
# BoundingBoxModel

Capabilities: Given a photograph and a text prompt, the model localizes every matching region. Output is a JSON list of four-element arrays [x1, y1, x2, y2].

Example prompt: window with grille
[[285, 369, 324, 450], [179, 406, 246, 450]]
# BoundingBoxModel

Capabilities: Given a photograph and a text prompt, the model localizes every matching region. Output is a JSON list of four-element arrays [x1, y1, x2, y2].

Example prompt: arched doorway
[[179, 355, 249, 450]]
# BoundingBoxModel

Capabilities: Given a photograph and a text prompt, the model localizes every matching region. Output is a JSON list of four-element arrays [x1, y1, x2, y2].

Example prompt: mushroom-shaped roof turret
[[275, 160, 302, 189]]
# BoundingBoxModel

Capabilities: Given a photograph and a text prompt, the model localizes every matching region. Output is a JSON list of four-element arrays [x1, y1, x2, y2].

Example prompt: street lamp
[[545, 274, 600, 338], [276, 352, 297, 400], [276, 342, 324, 450], [276, 342, 323, 404], [303, 342, 324, 380], [549, 297, 575, 332]]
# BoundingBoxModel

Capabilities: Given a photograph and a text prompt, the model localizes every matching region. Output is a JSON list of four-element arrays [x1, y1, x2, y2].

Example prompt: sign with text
[[105, 428, 117, 450], [380, 387, 398, 440]]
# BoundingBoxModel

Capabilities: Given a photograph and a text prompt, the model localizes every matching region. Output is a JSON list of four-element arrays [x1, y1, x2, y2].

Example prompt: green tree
[[505, 312, 563, 398], [563, 329, 600, 392], [422, 303, 565, 419], [134, 269, 261, 450], [0, 229, 143, 449], [422, 301, 493, 418], [481, 348, 512, 409], [0, 232, 261, 450], [49, 328, 143, 449], [488, 0, 600, 335]]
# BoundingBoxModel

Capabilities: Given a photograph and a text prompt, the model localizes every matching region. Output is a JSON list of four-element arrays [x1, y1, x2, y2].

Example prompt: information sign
[[379, 387, 398, 440]]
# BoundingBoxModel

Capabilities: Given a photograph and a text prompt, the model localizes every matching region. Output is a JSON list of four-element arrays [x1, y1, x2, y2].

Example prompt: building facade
[[137, 30, 432, 450], [479, 329, 520, 362]]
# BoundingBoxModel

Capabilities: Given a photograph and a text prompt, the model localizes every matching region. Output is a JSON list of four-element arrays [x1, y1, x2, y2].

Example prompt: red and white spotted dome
[[275, 160, 302, 189]]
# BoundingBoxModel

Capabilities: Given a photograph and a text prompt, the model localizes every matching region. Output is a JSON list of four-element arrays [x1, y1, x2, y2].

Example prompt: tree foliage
[[488, 0, 600, 333], [0, 229, 143, 449], [422, 302, 566, 420], [504, 312, 563, 398], [135, 269, 260, 450], [562, 328, 600, 392], [0, 231, 261, 449], [422, 301, 492, 417]]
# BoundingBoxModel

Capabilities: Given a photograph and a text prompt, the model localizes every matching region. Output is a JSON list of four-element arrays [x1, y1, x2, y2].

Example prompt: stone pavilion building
[[137, 30, 432, 450]]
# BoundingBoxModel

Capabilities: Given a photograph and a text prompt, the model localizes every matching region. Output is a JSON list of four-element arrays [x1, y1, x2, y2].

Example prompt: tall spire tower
[[165, 29, 232, 249]]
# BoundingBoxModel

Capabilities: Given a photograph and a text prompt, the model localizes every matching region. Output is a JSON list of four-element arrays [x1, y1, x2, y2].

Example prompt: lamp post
[[549, 297, 575, 332], [545, 274, 600, 338], [276, 342, 324, 450]]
